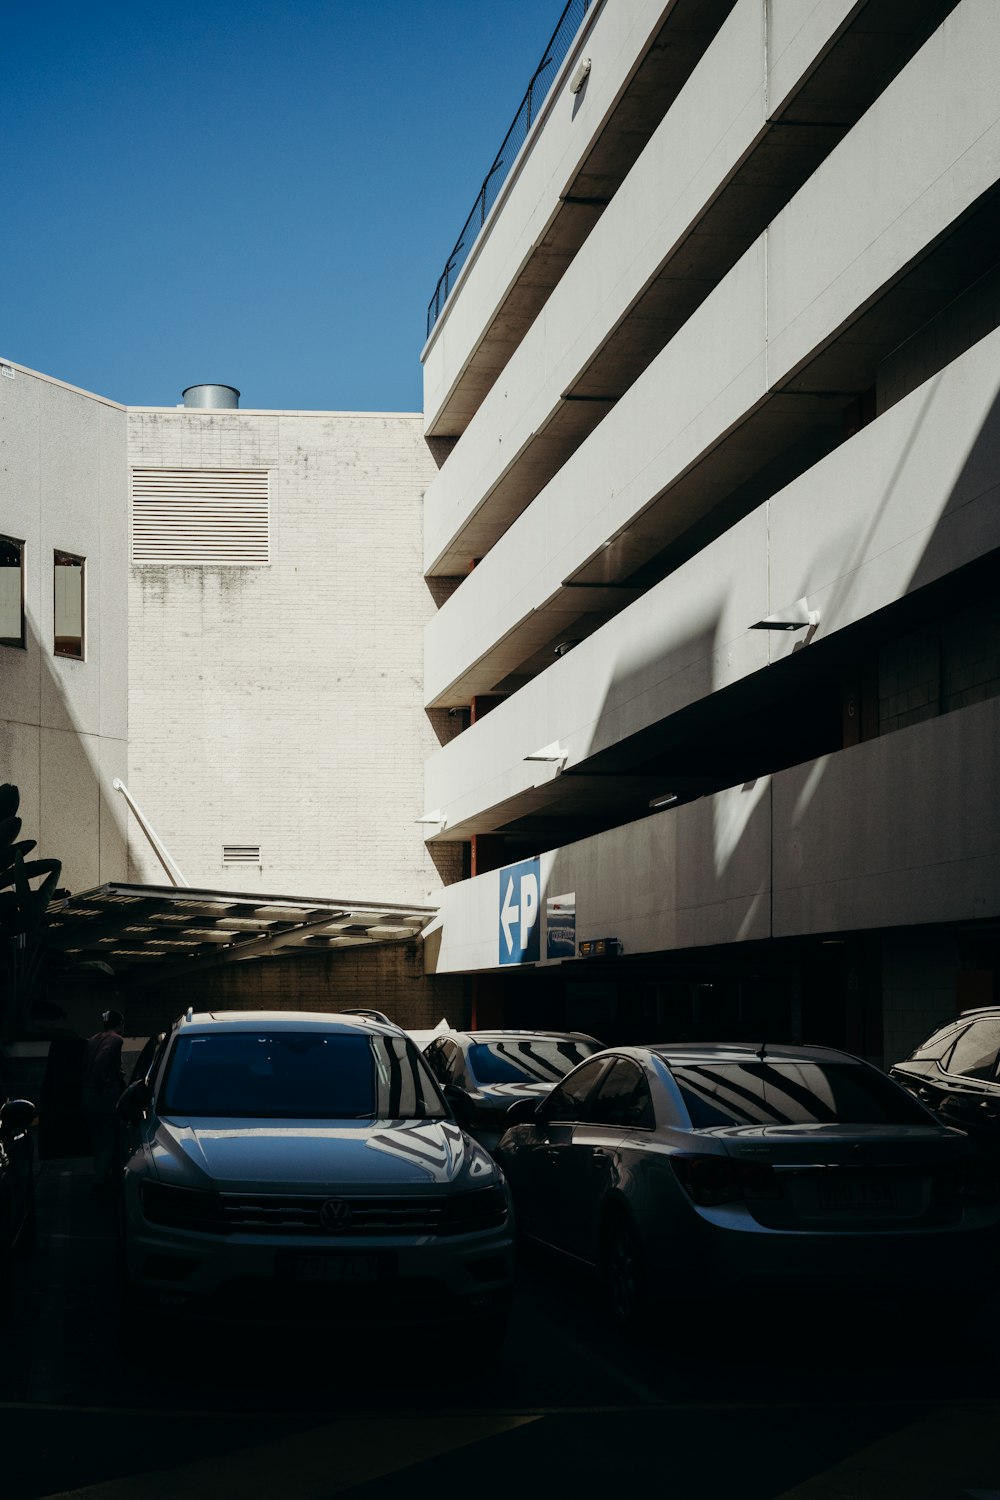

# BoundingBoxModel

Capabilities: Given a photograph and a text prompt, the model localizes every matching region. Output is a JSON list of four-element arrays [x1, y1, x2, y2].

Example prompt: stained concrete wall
[[126, 408, 455, 905]]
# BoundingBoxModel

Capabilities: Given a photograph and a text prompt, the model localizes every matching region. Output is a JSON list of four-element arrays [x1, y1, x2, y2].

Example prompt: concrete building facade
[[5, 0, 1000, 1054], [2, 374, 462, 1027], [418, 0, 1000, 1063], [2, 372, 454, 909], [0, 362, 129, 893]]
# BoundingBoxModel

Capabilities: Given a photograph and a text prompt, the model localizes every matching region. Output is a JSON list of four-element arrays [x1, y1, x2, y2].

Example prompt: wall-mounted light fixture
[[524, 741, 568, 767], [416, 809, 446, 828], [648, 792, 678, 810], [554, 639, 580, 657], [570, 58, 591, 94], [749, 597, 820, 632], [579, 937, 622, 958]]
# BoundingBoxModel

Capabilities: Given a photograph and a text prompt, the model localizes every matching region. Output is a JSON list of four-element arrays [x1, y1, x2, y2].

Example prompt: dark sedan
[[423, 1029, 604, 1152], [891, 1008, 1000, 1150], [496, 1041, 1000, 1329], [0, 1097, 37, 1327]]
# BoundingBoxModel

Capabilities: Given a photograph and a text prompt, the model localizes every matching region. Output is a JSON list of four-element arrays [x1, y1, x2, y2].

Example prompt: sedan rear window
[[946, 1018, 1000, 1080], [467, 1038, 601, 1086], [908, 1023, 966, 1061], [670, 1061, 931, 1129], [159, 1031, 447, 1120]]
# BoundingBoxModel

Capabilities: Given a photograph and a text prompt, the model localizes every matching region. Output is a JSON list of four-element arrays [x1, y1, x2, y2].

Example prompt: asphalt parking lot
[[3, 1156, 1000, 1499]]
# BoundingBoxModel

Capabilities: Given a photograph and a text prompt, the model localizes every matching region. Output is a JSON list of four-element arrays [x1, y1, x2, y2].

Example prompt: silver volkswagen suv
[[118, 1010, 514, 1335]]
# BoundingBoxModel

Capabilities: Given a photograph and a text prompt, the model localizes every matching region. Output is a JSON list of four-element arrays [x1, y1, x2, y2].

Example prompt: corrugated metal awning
[[44, 883, 436, 985]]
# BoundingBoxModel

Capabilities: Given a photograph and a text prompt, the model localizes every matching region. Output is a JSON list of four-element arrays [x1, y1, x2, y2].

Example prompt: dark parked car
[[422, 1029, 604, 1152], [0, 1097, 37, 1327], [891, 1008, 1000, 1149], [496, 1041, 1000, 1329]]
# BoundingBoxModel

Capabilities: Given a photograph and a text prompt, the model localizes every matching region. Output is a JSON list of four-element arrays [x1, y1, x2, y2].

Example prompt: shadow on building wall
[[473, 369, 1000, 1058]]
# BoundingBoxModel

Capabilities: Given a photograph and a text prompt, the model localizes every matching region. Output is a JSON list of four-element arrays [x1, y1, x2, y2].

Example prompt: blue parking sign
[[498, 857, 541, 965]]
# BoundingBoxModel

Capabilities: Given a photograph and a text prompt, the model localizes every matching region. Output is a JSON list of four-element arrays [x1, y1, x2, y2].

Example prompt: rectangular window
[[0, 536, 26, 649], [53, 551, 85, 659]]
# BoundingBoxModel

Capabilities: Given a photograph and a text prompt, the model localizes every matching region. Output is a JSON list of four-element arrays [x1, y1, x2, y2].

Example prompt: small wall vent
[[223, 845, 261, 865], [131, 469, 269, 564]]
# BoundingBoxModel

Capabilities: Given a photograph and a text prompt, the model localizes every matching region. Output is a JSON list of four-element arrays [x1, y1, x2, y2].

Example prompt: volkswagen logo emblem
[[319, 1198, 352, 1232]]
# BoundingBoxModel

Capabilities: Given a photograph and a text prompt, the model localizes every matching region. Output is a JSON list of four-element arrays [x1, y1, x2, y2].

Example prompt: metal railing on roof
[[425, 0, 592, 340]]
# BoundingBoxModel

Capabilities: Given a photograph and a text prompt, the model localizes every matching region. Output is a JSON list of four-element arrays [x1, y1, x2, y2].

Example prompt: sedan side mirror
[[506, 1098, 541, 1125], [117, 1079, 150, 1125], [443, 1084, 475, 1130], [0, 1098, 36, 1136]]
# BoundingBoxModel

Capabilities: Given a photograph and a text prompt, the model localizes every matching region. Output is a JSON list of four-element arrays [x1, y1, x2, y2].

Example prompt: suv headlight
[[139, 1180, 228, 1231], [437, 1183, 508, 1235]]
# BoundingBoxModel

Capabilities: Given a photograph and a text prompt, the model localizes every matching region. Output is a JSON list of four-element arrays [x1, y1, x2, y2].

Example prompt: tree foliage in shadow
[[0, 782, 62, 1039]]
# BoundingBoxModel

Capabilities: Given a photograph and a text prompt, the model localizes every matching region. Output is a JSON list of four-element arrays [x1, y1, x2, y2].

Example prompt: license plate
[[817, 1177, 900, 1211], [277, 1251, 392, 1283]]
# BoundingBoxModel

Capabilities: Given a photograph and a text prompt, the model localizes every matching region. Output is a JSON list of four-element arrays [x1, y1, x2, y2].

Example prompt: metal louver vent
[[131, 469, 269, 564], [223, 845, 261, 865]]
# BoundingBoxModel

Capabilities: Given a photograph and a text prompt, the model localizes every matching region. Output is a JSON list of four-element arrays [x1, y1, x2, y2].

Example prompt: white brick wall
[[126, 409, 458, 905]]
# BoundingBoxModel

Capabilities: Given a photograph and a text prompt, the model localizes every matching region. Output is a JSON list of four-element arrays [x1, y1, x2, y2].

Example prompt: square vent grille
[[223, 845, 261, 865], [131, 469, 269, 564]]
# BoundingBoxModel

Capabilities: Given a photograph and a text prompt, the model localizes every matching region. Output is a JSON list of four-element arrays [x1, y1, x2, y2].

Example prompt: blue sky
[[3, 1, 565, 411]]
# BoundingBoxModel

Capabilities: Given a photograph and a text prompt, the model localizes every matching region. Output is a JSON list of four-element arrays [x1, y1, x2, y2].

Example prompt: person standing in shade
[[80, 1008, 126, 1192]]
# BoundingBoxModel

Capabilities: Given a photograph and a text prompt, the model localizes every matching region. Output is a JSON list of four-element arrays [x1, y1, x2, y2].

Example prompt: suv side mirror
[[117, 1079, 150, 1125]]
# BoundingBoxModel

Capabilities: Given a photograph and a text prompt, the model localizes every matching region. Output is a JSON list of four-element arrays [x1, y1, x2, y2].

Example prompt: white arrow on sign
[[501, 875, 519, 956]]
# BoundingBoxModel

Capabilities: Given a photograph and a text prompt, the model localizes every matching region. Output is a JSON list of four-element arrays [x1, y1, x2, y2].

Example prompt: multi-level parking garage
[[419, 0, 1000, 1064]]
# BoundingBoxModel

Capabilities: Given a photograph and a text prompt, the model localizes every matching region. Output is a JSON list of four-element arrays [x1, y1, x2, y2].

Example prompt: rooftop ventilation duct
[[182, 384, 240, 409]]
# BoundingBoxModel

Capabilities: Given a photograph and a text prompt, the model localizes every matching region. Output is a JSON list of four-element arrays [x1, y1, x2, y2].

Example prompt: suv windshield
[[159, 1031, 447, 1120], [468, 1038, 601, 1086], [671, 1061, 931, 1128]]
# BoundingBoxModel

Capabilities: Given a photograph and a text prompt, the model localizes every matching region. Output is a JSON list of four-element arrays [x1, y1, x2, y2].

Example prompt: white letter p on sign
[[520, 872, 538, 949]]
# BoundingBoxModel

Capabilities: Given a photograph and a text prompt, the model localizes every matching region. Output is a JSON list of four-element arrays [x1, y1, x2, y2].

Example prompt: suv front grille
[[220, 1193, 446, 1234], [220, 1191, 505, 1236]]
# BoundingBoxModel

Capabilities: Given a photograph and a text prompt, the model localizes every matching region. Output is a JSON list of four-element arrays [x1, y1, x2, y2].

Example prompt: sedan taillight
[[931, 1160, 1000, 1202], [670, 1153, 780, 1207]]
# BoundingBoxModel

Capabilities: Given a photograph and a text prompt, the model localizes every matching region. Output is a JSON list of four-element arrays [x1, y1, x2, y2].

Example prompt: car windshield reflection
[[672, 1062, 933, 1129], [159, 1031, 447, 1120], [468, 1038, 602, 1086]]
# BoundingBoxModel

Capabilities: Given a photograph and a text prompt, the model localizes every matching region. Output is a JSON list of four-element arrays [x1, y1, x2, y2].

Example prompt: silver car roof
[[174, 1009, 405, 1037], [642, 1041, 863, 1066], [447, 1030, 602, 1045]]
